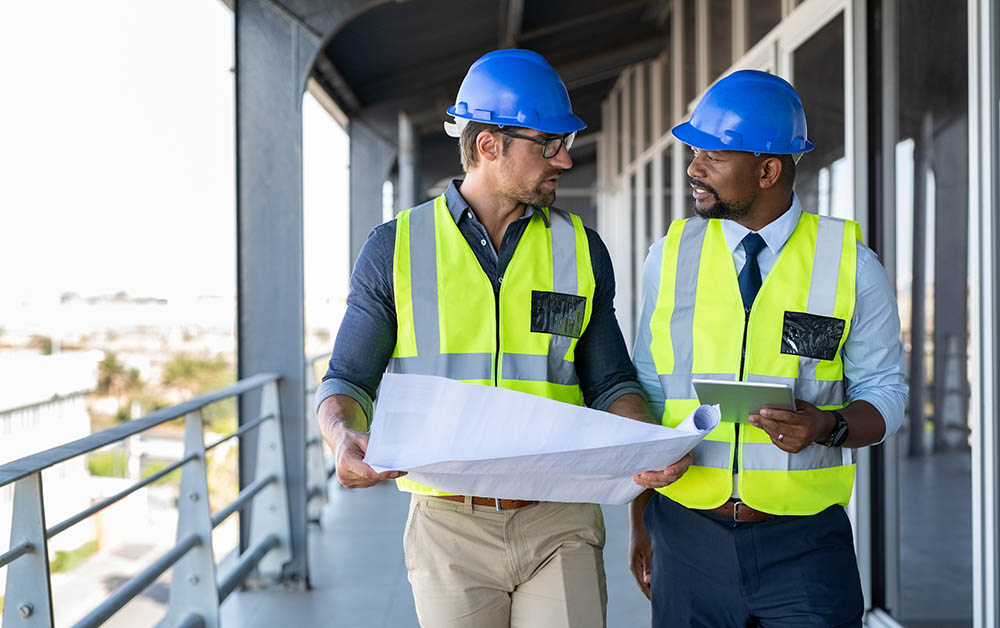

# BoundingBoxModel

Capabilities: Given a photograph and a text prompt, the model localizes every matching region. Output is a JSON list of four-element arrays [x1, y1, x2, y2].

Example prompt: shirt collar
[[720, 192, 802, 255], [445, 179, 549, 227]]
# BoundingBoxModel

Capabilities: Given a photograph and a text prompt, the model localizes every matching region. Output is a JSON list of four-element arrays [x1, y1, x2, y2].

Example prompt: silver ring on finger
[[777, 433, 784, 442]]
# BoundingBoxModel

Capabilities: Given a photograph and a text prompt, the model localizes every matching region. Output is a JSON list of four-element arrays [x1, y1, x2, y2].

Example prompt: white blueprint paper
[[364, 374, 720, 505]]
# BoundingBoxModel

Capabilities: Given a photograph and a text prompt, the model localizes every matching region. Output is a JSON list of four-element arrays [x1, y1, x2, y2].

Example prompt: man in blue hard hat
[[316, 49, 691, 628], [628, 70, 907, 626]]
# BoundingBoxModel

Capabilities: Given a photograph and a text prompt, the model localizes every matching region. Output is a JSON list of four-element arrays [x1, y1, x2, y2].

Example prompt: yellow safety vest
[[647, 211, 860, 515], [389, 194, 596, 495]]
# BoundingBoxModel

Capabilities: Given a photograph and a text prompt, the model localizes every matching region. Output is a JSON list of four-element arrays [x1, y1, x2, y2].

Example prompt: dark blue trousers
[[644, 493, 863, 628]]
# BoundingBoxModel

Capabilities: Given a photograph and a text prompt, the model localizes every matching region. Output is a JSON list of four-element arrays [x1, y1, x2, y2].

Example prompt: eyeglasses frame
[[494, 128, 576, 159]]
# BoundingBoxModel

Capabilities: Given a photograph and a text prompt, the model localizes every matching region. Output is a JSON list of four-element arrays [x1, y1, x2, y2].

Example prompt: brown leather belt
[[435, 495, 537, 511], [701, 499, 779, 523]]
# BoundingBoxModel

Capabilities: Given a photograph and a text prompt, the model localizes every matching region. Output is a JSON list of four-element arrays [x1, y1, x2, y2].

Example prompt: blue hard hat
[[446, 49, 586, 135], [671, 70, 814, 155]]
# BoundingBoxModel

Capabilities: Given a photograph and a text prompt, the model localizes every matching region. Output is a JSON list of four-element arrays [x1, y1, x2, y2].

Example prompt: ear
[[758, 156, 782, 189], [477, 130, 500, 163]]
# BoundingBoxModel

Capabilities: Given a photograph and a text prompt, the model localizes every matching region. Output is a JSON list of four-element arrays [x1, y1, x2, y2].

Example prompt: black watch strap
[[824, 410, 849, 447]]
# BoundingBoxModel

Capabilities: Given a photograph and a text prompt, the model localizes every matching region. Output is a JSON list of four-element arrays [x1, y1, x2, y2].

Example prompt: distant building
[[0, 351, 99, 593]]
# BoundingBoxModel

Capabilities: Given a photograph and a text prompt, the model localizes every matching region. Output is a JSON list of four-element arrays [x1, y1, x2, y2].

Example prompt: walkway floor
[[221, 446, 974, 628], [221, 480, 651, 627]]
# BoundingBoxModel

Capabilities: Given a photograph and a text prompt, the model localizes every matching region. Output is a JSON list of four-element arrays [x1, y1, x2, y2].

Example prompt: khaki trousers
[[403, 494, 607, 628]]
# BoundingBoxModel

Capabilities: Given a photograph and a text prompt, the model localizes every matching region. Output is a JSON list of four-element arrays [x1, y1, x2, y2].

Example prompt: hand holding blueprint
[[364, 374, 720, 505]]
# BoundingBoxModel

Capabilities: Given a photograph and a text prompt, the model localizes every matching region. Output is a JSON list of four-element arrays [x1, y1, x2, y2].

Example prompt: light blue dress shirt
[[632, 194, 908, 443]]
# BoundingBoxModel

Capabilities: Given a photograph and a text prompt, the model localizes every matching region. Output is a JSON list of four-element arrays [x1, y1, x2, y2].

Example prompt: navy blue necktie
[[738, 232, 766, 310]]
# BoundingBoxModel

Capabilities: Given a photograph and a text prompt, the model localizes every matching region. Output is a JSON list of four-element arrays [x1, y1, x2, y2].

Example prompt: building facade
[[593, 2, 997, 626]]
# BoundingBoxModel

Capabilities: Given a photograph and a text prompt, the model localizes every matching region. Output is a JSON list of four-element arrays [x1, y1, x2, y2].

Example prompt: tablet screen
[[691, 379, 796, 424]]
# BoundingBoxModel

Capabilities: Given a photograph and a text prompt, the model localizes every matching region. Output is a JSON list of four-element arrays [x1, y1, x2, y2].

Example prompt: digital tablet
[[691, 379, 796, 424]]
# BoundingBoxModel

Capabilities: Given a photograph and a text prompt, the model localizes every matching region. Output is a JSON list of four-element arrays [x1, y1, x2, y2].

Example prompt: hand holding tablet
[[691, 379, 796, 424]]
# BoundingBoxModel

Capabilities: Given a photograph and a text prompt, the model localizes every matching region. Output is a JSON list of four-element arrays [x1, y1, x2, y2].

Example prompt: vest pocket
[[780, 311, 845, 361], [530, 290, 586, 338]]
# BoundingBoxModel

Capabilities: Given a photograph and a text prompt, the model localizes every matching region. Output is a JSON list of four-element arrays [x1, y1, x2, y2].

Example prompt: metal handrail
[[0, 540, 33, 570], [1, 371, 289, 628], [71, 533, 202, 628], [46, 453, 199, 539], [217, 533, 281, 602], [306, 352, 329, 365], [204, 413, 274, 452], [211, 473, 278, 528], [0, 389, 90, 415], [0, 372, 279, 488]]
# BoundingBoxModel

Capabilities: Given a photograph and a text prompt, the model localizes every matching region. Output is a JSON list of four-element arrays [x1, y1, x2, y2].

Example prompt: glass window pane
[[792, 14, 846, 218], [635, 65, 648, 155], [630, 172, 638, 312], [661, 19, 673, 133], [682, 0, 697, 110], [644, 161, 655, 247], [663, 148, 675, 222], [709, 0, 732, 80], [673, 145, 696, 218], [645, 62, 655, 148], [893, 0, 970, 624], [616, 87, 624, 175], [747, 0, 781, 48]]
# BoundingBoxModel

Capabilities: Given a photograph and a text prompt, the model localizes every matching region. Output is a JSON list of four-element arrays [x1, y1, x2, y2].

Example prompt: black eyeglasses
[[496, 129, 576, 159]]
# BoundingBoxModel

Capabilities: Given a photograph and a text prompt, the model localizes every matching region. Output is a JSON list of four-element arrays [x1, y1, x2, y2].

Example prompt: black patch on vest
[[531, 291, 586, 339], [780, 311, 846, 361]]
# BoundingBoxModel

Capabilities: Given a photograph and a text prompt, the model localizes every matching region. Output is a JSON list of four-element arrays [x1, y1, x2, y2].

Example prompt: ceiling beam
[[559, 36, 665, 87], [518, 0, 650, 43], [312, 54, 362, 113], [499, 0, 525, 48]]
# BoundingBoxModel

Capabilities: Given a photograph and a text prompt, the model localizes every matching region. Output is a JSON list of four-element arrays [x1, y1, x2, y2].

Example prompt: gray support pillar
[[906, 112, 932, 459], [235, 0, 319, 585], [349, 119, 396, 264], [398, 110, 418, 212], [970, 0, 1000, 625]]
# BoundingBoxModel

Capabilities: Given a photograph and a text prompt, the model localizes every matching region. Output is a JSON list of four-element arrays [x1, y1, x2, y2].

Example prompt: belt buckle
[[495, 497, 502, 512], [732, 500, 749, 522]]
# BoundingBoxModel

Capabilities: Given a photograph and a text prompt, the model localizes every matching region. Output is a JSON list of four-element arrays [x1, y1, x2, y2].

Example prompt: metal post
[[162, 411, 219, 628], [2, 473, 54, 628], [235, 0, 312, 583], [304, 362, 328, 524], [249, 381, 292, 578]]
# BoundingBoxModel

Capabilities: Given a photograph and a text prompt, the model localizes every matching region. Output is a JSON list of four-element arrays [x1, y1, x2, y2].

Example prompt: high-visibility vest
[[647, 211, 861, 515], [389, 194, 596, 495]]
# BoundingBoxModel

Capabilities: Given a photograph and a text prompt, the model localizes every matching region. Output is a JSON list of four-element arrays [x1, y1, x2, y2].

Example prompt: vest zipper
[[739, 307, 750, 380], [493, 277, 502, 387], [734, 306, 751, 478]]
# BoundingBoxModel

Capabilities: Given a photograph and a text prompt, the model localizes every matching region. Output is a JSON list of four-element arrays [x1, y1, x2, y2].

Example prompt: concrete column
[[349, 119, 396, 264], [235, 0, 318, 585], [398, 110, 418, 212]]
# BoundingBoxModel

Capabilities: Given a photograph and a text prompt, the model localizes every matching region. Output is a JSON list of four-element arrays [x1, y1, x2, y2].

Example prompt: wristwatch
[[822, 410, 849, 447]]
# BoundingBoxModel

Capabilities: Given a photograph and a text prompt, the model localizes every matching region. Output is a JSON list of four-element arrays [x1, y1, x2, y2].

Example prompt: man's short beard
[[693, 184, 757, 221], [499, 159, 560, 207]]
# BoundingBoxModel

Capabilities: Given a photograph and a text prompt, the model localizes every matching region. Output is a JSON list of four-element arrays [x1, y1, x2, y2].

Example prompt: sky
[[0, 0, 349, 305]]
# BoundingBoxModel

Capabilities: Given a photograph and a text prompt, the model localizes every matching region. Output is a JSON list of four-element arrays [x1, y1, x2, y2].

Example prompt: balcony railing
[[0, 373, 301, 628]]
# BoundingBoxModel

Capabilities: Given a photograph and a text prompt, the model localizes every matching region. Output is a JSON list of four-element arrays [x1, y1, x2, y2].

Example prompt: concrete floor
[[220, 448, 975, 628], [220, 481, 651, 628], [898, 450, 972, 627]]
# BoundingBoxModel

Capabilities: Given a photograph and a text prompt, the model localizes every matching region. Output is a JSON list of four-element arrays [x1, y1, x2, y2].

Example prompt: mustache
[[543, 169, 564, 180], [688, 177, 718, 196]]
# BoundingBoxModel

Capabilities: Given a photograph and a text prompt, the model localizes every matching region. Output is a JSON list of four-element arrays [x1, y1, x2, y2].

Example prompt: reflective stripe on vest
[[388, 194, 596, 495], [648, 211, 861, 515]]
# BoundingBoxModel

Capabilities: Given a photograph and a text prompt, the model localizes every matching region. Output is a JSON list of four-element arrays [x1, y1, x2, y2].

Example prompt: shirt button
[[480, 239, 487, 246]]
